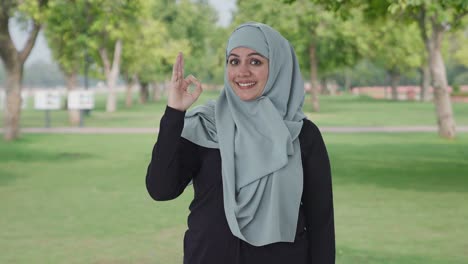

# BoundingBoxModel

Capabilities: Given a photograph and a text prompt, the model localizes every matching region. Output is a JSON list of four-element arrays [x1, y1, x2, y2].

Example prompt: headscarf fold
[[181, 22, 306, 246]]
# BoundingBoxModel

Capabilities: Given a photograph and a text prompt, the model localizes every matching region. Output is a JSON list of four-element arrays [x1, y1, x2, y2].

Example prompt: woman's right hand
[[167, 52, 203, 111]]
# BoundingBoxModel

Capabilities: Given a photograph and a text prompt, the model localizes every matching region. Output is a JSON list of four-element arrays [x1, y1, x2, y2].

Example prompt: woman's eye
[[250, 59, 262, 65], [229, 59, 239, 65]]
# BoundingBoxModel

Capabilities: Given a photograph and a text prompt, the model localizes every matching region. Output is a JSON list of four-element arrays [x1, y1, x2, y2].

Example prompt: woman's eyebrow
[[228, 52, 266, 58], [248, 52, 265, 57]]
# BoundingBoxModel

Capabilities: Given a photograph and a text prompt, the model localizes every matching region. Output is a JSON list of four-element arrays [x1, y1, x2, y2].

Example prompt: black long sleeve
[[145, 109, 335, 264], [146, 106, 200, 201], [300, 119, 336, 263]]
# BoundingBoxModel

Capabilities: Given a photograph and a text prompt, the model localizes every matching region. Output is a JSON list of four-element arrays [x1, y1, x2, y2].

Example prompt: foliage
[[15, 0, 49, 23], [366, 19, 423, 76], [5, 0, 468, 90], [387, 0, 467, 27], [235, 0, 366, 78], [120, 1, 185, 84], [85, 0, 143, 76], [44, 0, 90, 75], [153, 0, 227, 83], [444, 24, 468, 68], [42, 0, 144, 82]]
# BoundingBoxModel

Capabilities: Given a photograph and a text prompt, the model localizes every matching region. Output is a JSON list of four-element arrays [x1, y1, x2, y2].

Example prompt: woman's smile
[[236, 81, 257, 89]]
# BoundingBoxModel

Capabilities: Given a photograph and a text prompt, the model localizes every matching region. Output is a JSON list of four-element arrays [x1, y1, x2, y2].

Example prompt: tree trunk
[[65, 72, 80, 126], [419, 57, 431, 102], [140, 82, 149, 104], [320, 78, 328, 95], [99, 39, 122, 113], [389, 70, 400, 101], [4, 65, 23, 140], [417, 8, 455, 138], [328, 80, 338, 96], [125, 82, 133, 108], [124, 74, 137, 108], [308, 43, 320, 112], [428, 25, 456, 138], [152, 82, 162, 101], [384, 86, 389, 99], [344, 68, 352, 93], [0, 10, 42, 140]]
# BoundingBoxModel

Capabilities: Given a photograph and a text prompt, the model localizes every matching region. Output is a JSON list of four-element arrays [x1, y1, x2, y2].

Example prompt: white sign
[[34, 90, 62, 110], [68, 90, 94, 110], [21, 91, 28, 109], [0, 90, 28, 109]]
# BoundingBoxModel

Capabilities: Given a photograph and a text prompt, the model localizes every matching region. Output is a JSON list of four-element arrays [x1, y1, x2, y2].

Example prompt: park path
[[2, 125, 468, 134]]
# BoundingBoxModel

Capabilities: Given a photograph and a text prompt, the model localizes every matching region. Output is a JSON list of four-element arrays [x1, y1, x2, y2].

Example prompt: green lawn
[[4, 91, 468, 128], [306, 95, 468, 126], [1, 133, 467, 263]]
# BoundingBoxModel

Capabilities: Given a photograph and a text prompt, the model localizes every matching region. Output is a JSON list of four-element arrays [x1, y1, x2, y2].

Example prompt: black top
[[146, 106, 335, 264]]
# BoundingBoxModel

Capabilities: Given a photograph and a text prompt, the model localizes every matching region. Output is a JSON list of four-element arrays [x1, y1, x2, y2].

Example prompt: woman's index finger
[[171, 53, 181, 81], [180, 52, 184, 80]]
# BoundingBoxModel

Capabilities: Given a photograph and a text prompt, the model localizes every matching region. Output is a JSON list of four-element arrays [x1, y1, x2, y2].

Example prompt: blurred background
[[1, 0, 467, 263]]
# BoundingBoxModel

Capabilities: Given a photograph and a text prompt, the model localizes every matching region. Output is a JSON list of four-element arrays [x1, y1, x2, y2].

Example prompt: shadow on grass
[[337, 246, 464, 264], [0, 138, 95, 186], [0, 148, 95, 163], [0, 168, 20, 186], [329, 141, 468, 193]]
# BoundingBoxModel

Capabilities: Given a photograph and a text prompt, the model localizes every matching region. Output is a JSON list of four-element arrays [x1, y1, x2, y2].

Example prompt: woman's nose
[[237, 63, 251, 77]]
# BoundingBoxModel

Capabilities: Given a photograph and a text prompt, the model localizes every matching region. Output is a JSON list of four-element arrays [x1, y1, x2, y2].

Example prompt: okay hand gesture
[[167, 52, 203, 111]]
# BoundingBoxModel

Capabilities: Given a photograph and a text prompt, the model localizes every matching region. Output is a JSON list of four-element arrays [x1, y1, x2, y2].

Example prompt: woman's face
[[227, 47, 269, 101]]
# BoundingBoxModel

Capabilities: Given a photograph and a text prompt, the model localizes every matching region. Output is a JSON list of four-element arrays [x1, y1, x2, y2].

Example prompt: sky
[[9, 0, 236, 65]]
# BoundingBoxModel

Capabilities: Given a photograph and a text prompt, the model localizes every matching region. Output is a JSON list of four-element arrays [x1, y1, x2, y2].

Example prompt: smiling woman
[[227, 47, 269, 101], [146, 22, 335, 264]]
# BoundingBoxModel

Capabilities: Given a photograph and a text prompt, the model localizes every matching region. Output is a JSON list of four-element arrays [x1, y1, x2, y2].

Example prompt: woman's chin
[[233, 87, 262, 101], [236, 93, 258, 101]]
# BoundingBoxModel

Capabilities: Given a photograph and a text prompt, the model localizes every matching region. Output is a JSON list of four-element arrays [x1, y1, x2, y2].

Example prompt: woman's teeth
[[238, 82, 256, 87]]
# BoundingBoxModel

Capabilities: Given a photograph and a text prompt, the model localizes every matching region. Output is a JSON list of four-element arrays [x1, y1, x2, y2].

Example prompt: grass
[[0, 134, 189, 264], [330, 133, 468, 264], [306, 95, 468, 126], [3, 91, 468, 128], [1, 133, 467, 263]]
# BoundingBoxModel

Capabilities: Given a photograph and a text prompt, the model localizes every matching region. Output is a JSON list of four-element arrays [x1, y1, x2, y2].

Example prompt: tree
[[156, 0, 226, 84], [397, 1, 466, 138], [304, 0, 467, 138], [367, 20, 422, 100], [84, 0, 143, 113], [0, 0, 48, 140], [235, 0, 364, 111], [120, 0, 189, 105], [45, 0, 90, 125], [378, 0, 466, 138]]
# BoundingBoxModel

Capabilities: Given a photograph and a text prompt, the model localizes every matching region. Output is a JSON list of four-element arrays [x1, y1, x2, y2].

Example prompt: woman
[[146, 22, 335, 264]]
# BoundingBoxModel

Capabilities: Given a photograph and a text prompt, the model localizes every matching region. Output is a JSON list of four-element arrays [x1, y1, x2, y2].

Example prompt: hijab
[[181, 22, 306, 246]]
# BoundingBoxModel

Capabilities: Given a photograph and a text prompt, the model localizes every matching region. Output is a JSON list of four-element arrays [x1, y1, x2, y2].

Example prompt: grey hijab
[[182, 22, 306, 246]]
